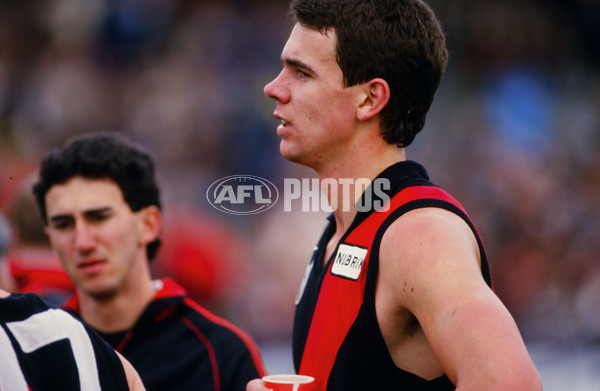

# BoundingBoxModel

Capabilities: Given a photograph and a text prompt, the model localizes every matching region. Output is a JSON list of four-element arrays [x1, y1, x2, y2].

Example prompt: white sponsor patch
[[331, 244, 368, 280]]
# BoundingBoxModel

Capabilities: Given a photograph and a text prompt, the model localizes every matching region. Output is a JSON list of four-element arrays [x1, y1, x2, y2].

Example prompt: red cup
[[262, 374, 315, 391]]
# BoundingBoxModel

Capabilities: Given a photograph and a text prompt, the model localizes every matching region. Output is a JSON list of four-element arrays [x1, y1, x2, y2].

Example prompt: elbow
[[509, 362, 543, 390], [520, 370, 543, 391], [496, 367, 543, 391], [456, 364, 543, 390]]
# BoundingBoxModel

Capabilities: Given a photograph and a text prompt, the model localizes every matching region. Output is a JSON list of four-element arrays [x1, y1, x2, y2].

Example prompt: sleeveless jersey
[[293, 161, 492, 390], [0, 292, 130, 391]]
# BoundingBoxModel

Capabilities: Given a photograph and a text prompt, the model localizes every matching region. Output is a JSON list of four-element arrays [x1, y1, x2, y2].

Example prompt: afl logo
[[206, 175, 279, 215]]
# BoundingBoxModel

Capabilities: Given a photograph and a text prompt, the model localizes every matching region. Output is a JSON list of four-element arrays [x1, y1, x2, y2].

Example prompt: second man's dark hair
[[33, 131, 162, 260]]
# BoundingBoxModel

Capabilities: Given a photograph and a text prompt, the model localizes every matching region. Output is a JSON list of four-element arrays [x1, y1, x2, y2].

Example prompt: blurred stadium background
[[0, 0, 598, 388]]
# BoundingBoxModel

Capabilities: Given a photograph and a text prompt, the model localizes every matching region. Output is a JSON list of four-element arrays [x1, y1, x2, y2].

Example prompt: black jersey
[[0, 292, 130, 391], [64, 278, 266, 391], [293, 161, 492, 390]]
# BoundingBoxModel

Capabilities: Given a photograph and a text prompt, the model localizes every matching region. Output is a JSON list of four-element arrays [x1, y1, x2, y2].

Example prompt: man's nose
[[264, 71, 289, 103], [74, 222, 96, 251]]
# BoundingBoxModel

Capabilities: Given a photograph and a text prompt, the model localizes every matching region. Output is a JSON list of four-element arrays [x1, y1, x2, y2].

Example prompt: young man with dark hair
[[248, 0, 541, 389], [34, 131, 266, 391]]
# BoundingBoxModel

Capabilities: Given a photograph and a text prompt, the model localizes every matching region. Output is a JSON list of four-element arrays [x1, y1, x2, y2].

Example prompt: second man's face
[[44, 176, 149, 300]]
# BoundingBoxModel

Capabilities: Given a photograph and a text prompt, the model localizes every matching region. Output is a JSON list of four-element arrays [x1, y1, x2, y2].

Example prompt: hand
[[246, 379, 272, 391]]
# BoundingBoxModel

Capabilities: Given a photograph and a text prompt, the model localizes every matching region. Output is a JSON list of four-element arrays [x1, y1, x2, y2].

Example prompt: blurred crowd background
[[0, 0, 599, 387]]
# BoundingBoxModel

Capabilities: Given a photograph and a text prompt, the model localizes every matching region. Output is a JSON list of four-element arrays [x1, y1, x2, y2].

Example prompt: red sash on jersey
[[299, 186, 467, 389]]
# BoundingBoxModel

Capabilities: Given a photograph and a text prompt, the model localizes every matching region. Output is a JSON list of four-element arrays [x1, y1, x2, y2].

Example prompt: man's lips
[[77, 259, 106, 274], [275, 115, 291, 135]]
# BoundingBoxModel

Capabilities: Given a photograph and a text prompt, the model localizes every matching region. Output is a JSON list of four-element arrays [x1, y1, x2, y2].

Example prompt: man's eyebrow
[[82, 207, 113, 216], [284, 57, 316, 74], [48, 207, 113, 222]]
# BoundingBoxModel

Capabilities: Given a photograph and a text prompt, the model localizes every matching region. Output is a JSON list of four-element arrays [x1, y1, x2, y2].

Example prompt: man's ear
[[356, 78, 390, 121], [138, 205, 162, 245]]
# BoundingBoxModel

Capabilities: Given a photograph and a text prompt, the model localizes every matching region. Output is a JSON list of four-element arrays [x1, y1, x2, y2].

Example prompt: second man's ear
[[356, 78, 390, 121], [138, 205, 162, 246]]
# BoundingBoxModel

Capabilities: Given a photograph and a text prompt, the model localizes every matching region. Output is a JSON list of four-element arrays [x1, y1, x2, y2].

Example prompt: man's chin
[[81, 283, 119, 302], [280, 144, 302, 164]]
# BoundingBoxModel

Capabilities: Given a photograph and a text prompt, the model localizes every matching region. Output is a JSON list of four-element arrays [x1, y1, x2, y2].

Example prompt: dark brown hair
[[290, 0, 448, 147]]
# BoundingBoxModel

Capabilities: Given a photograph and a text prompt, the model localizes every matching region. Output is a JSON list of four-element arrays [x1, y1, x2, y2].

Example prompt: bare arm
[[378, 208, 542, 390], [116, 351, 146, 391]]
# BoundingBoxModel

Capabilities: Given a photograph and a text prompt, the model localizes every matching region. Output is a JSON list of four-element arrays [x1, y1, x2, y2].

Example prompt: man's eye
[[89, 213, 111, 222], [297, 69, 310, 79], [51, 220, 73, 230]]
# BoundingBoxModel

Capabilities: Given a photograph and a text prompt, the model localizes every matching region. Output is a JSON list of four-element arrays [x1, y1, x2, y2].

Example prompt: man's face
[[44, 177, 150, 300], [264, 23, 364, 171]]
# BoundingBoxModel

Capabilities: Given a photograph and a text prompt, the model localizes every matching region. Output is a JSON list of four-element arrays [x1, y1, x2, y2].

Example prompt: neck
[[318, 145, 406, 234], [78, 262, 156, 333]]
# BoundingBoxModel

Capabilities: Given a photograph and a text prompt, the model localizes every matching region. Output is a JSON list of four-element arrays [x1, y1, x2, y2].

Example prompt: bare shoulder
[[379, 206, 482, 282], [377, 206, 492, 320]]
